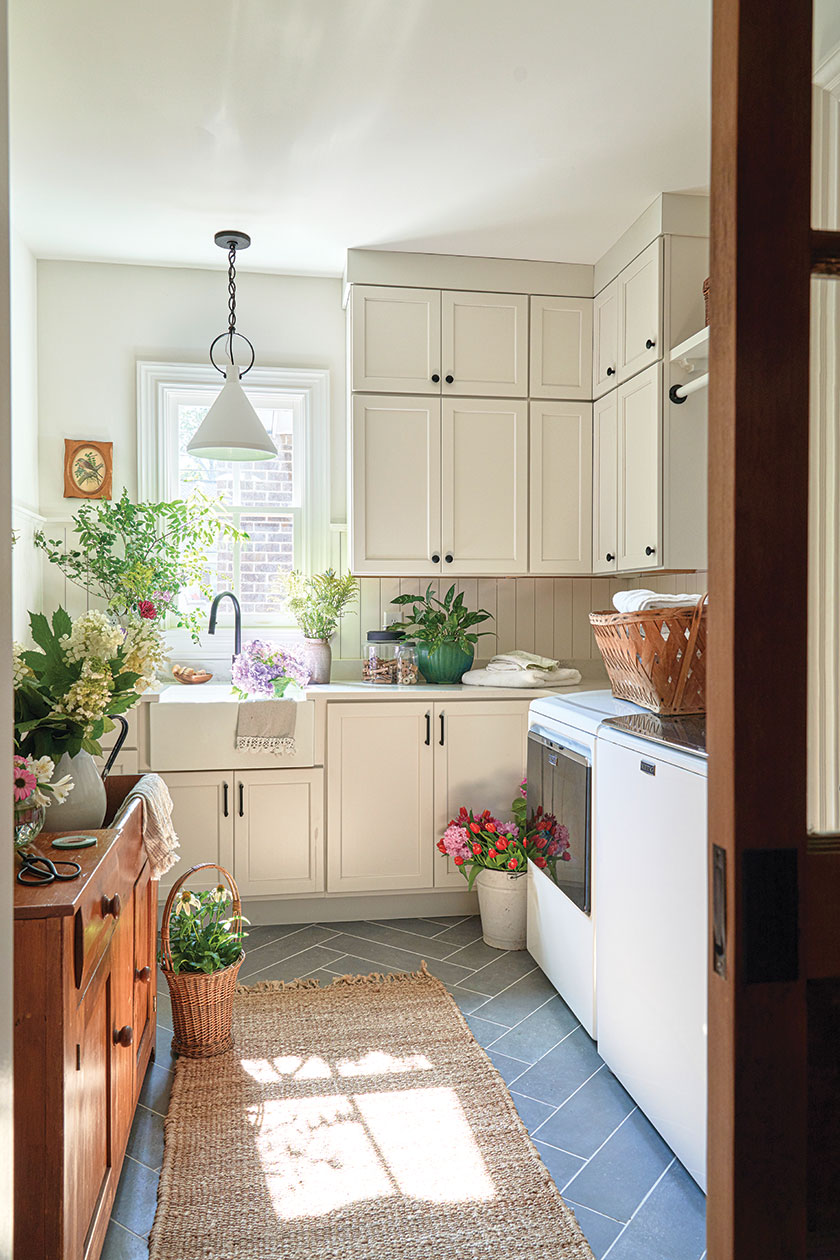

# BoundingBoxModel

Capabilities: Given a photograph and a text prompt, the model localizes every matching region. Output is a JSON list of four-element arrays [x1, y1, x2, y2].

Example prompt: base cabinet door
[[433, 702, 530, 888], [132, 863, 156, 1078], [529, 401, 593, 573], [327, 702, 434, 892], [617, 363, 662, 571], [161, 772, 234, 891], [235, 769, 325, 897], [67, 961, 115, 1260]]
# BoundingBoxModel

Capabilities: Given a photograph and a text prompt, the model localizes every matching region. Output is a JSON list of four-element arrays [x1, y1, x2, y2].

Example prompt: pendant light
[[186, 230, 277, 461]]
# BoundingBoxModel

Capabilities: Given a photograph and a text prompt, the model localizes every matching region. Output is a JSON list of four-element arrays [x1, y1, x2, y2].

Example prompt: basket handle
[[160, 862, 243, 973], [672, 593, 708, 710]]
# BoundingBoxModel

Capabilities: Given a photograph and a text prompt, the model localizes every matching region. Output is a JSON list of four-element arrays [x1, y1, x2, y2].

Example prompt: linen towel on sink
[[612, 589, 704, 614], [486, 649, 560, 673], [236, 700, 297, 756], [112, 773, 180, 880], [462, 666, 581, 688]]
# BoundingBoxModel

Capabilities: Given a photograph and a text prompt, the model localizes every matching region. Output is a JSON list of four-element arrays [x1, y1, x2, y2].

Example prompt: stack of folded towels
[[462, 650, 581, 689], [612, 589, 704, 613]]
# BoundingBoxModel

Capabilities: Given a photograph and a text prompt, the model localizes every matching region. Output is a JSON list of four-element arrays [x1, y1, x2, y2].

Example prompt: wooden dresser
[[14, 776, 158, 1260]]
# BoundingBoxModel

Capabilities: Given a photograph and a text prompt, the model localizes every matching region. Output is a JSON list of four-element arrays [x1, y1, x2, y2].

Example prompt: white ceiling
[[10, 0, 713, 277]]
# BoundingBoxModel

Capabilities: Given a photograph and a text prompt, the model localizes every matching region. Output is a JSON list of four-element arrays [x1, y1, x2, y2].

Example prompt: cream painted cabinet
[[592, 393, 619, 574], [441, 399, 528, 575], [327, 703, 435, 893], [529, 296, 592, 400], [616, 364, 662, 571], [234, 769, 324, 897], [161, 772, 234, 892], [593, 278, 619, 398], [433, 702, 530, 888], [351, 394, 441, 575], [350, 286, 441, 394], [529, 402, 593, 574], [617, 239, 663, 383], [441, 290, 528, 397]]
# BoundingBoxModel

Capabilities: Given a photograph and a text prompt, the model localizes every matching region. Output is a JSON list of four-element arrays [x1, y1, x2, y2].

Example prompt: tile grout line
[[240, 933, 344, 981], [563, 1198, 625, 1228], [108, 1218, 149, 1243], [559, 1106, 641, 1196], [600, 1156, 677, 1258], [318, 924, 482, 972], [302, 930, 477, 980], [528, 1065, 605, 1138]]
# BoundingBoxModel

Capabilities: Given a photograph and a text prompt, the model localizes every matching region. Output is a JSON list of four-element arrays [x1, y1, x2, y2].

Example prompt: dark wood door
[[67, 961, 114, 1260], [132, 863, 156, 1081], [110, 893, 136, 1166]]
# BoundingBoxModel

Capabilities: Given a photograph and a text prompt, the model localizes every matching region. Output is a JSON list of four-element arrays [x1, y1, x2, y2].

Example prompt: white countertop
[[150, 680, 605, 704]]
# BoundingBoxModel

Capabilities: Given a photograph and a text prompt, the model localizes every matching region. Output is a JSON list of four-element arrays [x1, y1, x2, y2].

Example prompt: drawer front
[[73, 846, 131, 993]]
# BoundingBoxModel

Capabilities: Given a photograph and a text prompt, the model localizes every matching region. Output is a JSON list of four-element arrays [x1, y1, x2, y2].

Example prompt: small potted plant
[[12, 753, 75, 856], [159, 863, 248, 1058], [390, 584, 494, 684], [280, 568, 358, 684], [437, 781, 570, 949], [231, 639, 311, 698]]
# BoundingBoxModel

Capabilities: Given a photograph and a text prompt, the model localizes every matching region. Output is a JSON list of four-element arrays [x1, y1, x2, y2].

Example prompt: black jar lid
[[367, 630, 403, 642]]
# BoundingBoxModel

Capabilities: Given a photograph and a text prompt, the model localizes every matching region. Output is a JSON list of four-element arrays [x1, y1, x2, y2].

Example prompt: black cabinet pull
[[445, 374, 454, 384], [645, 545, 656, 556], [431, 553, 441, 564], [606, 366, 615, 377], [425, 712, 431, 746], [606, 553, 614, 562], [431, 373, 440, 383], [444, 553, 453, 563], [238, 783, 244, 817], [223, 782, 229, 817], [645, 338, 656, 349], [439, 713, 445, 746]]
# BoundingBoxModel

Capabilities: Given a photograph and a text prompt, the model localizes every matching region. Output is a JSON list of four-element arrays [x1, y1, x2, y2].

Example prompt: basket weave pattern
[[589, 595, 707, 716], [160, 862, 245, 1059]]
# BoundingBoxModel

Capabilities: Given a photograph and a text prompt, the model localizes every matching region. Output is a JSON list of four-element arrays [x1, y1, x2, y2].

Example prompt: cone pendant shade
[[187, 363, 277, 461]]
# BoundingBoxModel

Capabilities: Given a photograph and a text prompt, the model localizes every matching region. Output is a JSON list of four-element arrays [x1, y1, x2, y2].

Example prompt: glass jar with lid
[[395, 641, 419, 685], [363, 631, 400, 684]]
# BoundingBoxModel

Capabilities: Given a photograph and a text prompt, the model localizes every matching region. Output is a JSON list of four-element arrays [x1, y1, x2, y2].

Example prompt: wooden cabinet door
[[617, 239, 663, 382], [350, 285, 441, 394], [351, 394, 442, 575], [593, 277, 619, 398], [441, 398, 528, 574], [110, 899, 137, 1166], [529, 401, 593, 574], [327, 703, 434, 893], [160, 772, 234, 892], [234, 769, 324, 897], [529, 296, 593, 400], [592, 392, 619, 574], [616, 364, 662, 571], [433, 702, 530, 888], [441, 290, 528, 397], [67, 960, 114, 1260], [132, 863, 156, 1083]]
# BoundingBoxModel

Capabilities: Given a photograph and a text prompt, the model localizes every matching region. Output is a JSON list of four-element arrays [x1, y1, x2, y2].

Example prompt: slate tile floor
[[103, 916, 706, 1259]]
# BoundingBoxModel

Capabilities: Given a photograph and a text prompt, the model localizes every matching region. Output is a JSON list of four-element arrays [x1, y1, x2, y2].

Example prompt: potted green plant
[[390, 584, 494, 684], [279, 568, 358, 684]]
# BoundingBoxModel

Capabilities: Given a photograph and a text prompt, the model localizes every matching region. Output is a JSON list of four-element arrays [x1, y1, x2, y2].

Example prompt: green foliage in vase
[[280, 568, 358, 640], [33, 488, 247, 640], [163, 884, 248, 975], [389, 584, 494, 652]]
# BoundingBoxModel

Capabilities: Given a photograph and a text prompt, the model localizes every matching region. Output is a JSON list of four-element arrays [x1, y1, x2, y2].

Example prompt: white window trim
[[136, 360, 330, 645]]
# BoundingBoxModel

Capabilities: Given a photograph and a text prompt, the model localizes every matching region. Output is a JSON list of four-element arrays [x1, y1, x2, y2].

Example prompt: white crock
[[47, 750, 107, 832], [303, 637, 332, 685], [476, 867, 528, 950]]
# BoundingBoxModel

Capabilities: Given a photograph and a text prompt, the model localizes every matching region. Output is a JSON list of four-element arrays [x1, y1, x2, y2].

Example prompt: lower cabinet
[[327, 700, 530, 894]]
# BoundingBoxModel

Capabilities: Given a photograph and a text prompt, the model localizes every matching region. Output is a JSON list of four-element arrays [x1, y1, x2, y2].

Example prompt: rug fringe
[[236, 960, 434, 995]]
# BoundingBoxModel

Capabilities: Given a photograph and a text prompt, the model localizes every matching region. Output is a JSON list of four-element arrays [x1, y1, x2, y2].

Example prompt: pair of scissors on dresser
[[16, 852, 82, 886]]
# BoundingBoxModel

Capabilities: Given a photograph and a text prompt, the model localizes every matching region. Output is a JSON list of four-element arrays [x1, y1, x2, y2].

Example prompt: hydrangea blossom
[[231, 640, 311, 698], [12, 643, 33, 686], [121, 615, 168, 693], [60, 610, 124, 664], [439, 824, 472, 862], [55, 659, 114, 730]]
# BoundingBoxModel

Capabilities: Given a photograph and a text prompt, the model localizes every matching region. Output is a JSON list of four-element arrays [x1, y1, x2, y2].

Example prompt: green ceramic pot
[[416, 642, 474, 684]]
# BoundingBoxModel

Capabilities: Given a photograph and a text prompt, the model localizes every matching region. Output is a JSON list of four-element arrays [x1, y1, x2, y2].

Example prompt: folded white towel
[[462, 666, 582, 689], [236, 700, 297, 756], [486, 649, 560, 673], [113, 773, 180, 880], [612, 590, 704, 614]]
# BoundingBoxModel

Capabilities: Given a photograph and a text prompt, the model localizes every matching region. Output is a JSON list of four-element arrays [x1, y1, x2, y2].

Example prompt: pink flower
[[13, 756, 36, 803], [137, 600, 157, 620], [440, 824, 471, 861], [519, 778, 527, 800]]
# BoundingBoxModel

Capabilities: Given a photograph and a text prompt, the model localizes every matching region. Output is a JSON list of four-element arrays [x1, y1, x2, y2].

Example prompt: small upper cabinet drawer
[[441, 290, 528, 397], [529, 296, 593, 400], [593, 278, 619, 398], [350, 286, 441, 393], [617, 239, 663, 383]]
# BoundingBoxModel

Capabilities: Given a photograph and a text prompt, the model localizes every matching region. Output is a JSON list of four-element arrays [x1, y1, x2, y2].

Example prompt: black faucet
[[208, 591, 242, 663]]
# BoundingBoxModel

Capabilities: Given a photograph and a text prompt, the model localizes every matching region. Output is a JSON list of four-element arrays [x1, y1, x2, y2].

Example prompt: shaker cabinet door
[[441, 290, 528, 397], [350, 285, 441, 394], [160, 772, 234, 892], [617, 239, 663, 382], [593, 393, 619, 574], [529, 401, 593, 574], [593, 278, 619, 398], [616, 364, 662, 571], [234, 769, 325, 897], [529, 296, 593, 400]]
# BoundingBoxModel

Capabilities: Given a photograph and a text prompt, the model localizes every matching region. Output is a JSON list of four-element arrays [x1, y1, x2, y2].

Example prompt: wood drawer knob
[[101, 892, 121, 920], [135, 966, 152, 984], [114, 1025, 133, 1048]]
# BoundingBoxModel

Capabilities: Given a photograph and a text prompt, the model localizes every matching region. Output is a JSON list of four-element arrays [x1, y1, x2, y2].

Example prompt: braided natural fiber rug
[[149, 964, 594, 1259]]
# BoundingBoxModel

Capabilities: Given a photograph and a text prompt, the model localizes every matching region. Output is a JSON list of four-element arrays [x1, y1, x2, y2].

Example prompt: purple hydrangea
[[231, 640, 311, 698]]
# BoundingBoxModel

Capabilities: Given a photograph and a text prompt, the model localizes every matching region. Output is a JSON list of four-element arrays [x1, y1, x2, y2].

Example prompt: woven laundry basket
[[589, 594, 707, 716]]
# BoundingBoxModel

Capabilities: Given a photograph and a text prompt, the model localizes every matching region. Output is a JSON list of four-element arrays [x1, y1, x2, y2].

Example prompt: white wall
[[10, 228, 41, 639], [36, 260, 346, 520]]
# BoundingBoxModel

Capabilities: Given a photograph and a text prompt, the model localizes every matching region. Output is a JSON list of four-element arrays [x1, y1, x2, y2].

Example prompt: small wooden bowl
[[172, 666, 214, 686]]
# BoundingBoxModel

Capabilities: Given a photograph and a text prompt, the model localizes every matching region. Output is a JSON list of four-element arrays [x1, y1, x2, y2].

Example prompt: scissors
[[17, 852, 82, 886]]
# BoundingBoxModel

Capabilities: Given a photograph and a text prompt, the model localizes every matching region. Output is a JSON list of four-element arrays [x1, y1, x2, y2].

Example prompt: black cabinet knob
[[444, 554, 453, 563], [445, 374, 454, 384], [645, 545, 656, 556], [645, 338, 656, 349], [606, 553, 614, 562], [431, 553, 441, 564], [606, 367, 615, 377], [431, 374, 440, 383], [114, 1025, 133, 1048]]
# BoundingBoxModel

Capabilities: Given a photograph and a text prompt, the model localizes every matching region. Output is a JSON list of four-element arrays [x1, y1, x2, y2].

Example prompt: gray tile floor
[[103, 916, 706, 1260]]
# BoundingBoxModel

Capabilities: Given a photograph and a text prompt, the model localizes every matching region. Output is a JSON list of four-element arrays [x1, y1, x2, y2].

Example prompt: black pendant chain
[[226, 242, 238, 364], [209, 231, 256, 377]]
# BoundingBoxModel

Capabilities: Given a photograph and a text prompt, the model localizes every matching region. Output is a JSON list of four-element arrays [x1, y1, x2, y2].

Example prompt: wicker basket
[[589, 595, 707, 716], [160, 863, 245, 1059], [702, 277, 711, 326]]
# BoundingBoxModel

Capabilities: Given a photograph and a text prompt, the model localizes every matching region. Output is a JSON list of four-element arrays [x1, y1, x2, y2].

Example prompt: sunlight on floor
[[241, 1050, 434, 1084]]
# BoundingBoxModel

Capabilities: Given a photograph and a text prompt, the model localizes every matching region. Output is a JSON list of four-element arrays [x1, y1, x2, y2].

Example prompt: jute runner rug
[[149, 964, 594, 1259]]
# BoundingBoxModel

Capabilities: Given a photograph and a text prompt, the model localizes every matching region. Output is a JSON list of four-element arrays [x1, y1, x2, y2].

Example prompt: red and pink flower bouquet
[[437, 783, 571, 891]]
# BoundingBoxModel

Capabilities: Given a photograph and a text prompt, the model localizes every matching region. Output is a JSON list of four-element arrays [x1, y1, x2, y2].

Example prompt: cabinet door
[[593, 278, 619, 398], [67, 960, 115, 1260], [434, 702, 530, 888], [132, 863, 156, 1082], [593, 393, 619, 573], [617, 239, 663, 382], [441, 290, 528, 397], [350, 285, 441, 393], [110, 901, 137, 1165], [327, 703, 434, 892], [351, 394, 442, 575], [235, 769, 324, 897], [617, 364, 662, 571], [161, 772, 234, 892], [529, 402, 593, 574], [530, 296, 593, 400], [441, 398, 528, 574]]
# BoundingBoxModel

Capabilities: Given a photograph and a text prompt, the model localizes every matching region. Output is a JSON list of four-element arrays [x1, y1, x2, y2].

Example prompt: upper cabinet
[[350, 286, 441, 393], [530, 402, 593, 574], [617, 239, 663, 383], [441, 291, 528, 397], [530, 296, 593, 400], [592, 279, 619, 399]]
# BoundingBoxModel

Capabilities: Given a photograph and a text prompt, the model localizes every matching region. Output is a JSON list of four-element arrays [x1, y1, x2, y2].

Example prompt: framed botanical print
[[64, 439, 113, 499]]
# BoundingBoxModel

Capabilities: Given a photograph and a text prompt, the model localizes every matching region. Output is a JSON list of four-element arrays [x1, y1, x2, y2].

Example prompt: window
[[137, 362, 330, 628]]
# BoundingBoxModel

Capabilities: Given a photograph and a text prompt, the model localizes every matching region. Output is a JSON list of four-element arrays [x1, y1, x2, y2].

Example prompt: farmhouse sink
[[149, 686, 316, 770]]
